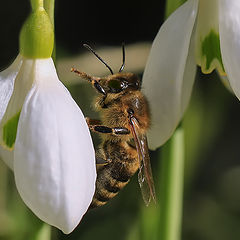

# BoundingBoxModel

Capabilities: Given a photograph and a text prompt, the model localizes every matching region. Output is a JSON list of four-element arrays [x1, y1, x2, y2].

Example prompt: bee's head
[[76, 44, 141, 95], [105, 72, 141, 94]]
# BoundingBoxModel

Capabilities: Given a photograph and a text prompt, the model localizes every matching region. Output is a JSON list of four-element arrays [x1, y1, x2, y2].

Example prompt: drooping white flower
[[0, 0, 96, 234], [12, 56, 96, 233], [142, 0, 240, 150]]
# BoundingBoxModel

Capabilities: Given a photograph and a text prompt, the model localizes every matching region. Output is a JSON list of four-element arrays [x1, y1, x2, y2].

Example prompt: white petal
[[194, 0, 224, 74], [14, 59, 96, 234], [219, 0, 240, 100], [218, 73, 233, 93], [0, 55, 22, 168], [0, 56, 36, 149], [0, 146, 13, 170], [0, 55, 23, 121], [142, 0, 198, 150]]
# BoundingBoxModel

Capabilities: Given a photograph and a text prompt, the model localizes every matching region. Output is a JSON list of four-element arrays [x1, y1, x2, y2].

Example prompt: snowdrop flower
[[0, 0, 96, 234], [143, 0, 240, 150]]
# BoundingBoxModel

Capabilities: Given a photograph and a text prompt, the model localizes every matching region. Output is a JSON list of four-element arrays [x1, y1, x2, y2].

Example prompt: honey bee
[[71, 44, 156, 208]]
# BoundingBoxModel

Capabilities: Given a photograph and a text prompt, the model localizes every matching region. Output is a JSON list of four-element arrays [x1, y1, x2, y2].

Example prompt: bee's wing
[[129, 116, 156, 206]]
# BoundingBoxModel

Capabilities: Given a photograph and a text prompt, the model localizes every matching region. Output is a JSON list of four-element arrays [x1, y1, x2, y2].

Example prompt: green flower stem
[[165, 0, 187, 18], [35, 224, 51, 240], [159, 126, 185, 240], [44, 0, 54, 26], [31, 0, 44, 10], [44, 0, 56, 61], [20, 0, 54, 58], [159, 1, 186, 239]]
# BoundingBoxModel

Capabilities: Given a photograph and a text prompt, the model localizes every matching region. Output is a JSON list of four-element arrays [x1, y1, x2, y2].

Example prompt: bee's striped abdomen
[[90, 141, 139, 208]]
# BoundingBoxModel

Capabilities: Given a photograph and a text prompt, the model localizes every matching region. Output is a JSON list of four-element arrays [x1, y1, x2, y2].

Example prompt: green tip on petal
[[19, 8, 54, 58], [200, 30, 225, 74], [2, 112, 21, 149]]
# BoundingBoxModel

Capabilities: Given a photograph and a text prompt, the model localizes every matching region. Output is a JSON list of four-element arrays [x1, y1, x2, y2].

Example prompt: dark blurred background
[[1, 1, 240, 240], [0, 0, 165, 67]]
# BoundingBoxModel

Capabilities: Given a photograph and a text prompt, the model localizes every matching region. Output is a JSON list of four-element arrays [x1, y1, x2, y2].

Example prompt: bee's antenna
[[83, 44, 114, 75], [119, 42, 125, 72]]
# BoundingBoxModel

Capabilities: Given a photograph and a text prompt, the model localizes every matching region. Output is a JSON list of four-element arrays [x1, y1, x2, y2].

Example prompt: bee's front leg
[[85, 118, 130, 136], [85, 117, 102, 126], [71, 68, 106, 95]]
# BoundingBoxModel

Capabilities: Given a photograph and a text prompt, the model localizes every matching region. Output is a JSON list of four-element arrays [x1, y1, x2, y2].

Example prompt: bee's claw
[[96, 157, 110, 165], [85, 117, 91, 127]]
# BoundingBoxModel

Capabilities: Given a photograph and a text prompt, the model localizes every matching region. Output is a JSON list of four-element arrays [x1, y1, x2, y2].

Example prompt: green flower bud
[[19, 6, 54, 58]]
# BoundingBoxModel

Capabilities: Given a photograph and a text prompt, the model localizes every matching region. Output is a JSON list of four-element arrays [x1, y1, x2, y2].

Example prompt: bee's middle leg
[[86, 118, 130, 136]]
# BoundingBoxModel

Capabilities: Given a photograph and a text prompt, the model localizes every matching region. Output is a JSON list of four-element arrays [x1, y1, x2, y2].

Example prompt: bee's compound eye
[[108, 80, 122, 92]]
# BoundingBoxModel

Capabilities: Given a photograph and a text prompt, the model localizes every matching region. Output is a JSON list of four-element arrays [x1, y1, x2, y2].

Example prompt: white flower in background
[[143, 0, 240, 150], [0, 0, 96, 234]]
